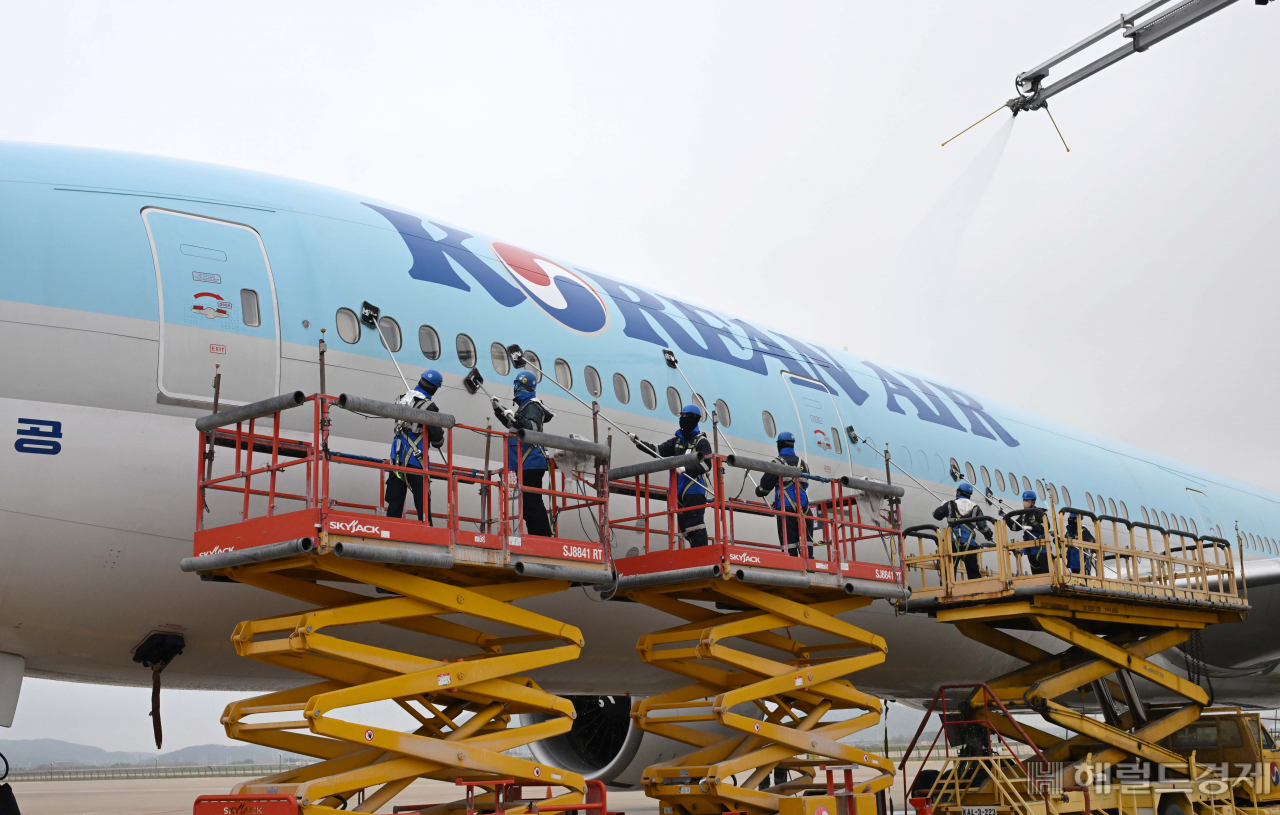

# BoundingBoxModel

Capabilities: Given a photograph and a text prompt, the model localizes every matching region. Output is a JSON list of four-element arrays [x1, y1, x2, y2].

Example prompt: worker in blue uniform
[[492, 371, 555, 537], [387, 369, 445, 522], [755, 432, 815, 558], [634, 404, 713, 547], [932, 482, 992, 580], [1007, 490, 1048, 574], [1064, 512, 1094, 574]]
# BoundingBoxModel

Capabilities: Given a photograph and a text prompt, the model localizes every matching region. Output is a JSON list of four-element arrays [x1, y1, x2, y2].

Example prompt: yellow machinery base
[[625, 576, 895, 815], [204, 548, 589, 815]]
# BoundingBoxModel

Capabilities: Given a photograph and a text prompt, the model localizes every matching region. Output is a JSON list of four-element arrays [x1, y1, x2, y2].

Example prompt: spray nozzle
[[359, 301, 380, 328], [663, 350, 679, 369], [463, 368, 485, 395]]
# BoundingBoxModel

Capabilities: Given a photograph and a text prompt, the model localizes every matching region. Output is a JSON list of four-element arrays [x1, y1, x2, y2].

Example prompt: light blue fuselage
[[1, 141, 1277, 699]]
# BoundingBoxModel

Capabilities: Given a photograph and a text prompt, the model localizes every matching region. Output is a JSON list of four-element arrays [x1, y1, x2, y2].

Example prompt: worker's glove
[[492, 399, 514, 424], [754, 485, 768, 498], [431, 437, 444, 449]]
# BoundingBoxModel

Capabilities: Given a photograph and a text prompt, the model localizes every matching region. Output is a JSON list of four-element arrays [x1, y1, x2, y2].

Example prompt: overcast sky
[[1, 1, 1276, 751]]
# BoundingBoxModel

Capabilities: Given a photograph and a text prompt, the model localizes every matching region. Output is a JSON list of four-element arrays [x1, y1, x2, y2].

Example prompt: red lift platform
[[181, 389, 911, 815]]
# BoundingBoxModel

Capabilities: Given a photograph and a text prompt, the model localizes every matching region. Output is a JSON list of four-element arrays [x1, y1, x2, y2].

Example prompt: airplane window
[[490, 342, 511, 376], [335, 307, 361, 344], [554, 358, 573, 390], [965, 462, 976, 484], [1062, 486, 1072, 507], [640, 380, 657, 410], [830, 428, 842, 454], [613, 373, 630, 404], [693, 393, 709, 418], [1086, 493, 1095, 513], [1022, 476, 1031, 492], [1007, 471, 1018, 493], [917, 450, 928, 474], [1247, 532, 1255, 547], [1141, 507, 1150, 524], [1160, 511, 1170, 529], [1035, 479, 1045, 500], [584, 366, 603, 398], [456, 334, 476, 368], [980, 466, 991, 490], [716, 399, 732, 427], [418, 325, 441, 359], [240, 289, 261, 327], [1119, 501, 1128, 520], [1189, 518, 1198, 535], [899, 447, 913, 470], [377, 317, 402, 351], [995, 470, 1006, 491], [666, 387, 682, 416], [523, 350, 543, 382], [949, 459, 961, 482], [1048, 483, 1059, 506], [1109, 498, 1118, 517], [1178, 515, 1187, 532], [762, 410, 776, 437]]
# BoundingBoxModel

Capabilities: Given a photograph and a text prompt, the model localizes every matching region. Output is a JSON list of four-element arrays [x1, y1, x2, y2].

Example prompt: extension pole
[[505, 346, 641, 444], [664, 353, 758, 489]]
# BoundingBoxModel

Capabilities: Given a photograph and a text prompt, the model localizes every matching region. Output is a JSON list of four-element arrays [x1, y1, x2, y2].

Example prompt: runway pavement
[[4, 776, 664, 815]]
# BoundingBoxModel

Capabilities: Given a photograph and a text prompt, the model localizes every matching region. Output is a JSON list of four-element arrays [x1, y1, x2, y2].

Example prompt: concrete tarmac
[[6, 776, 664, 815], [7, 764, 936, 815]]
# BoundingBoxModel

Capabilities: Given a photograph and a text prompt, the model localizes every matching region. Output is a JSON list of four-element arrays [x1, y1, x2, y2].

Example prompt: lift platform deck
[[898, 505, 1251, 815], [602, 450, 911, 815], [183, 391, 618, 815]]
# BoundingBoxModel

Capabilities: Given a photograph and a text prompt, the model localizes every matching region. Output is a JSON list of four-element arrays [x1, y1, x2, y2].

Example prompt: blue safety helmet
[[956, 482, 974, 497], [514, 371, 537, 391], [1023, 490, 1038, 502], [417, 369, 443, 395], [680, 403, 702, 417], [776, 432, 796, 449]]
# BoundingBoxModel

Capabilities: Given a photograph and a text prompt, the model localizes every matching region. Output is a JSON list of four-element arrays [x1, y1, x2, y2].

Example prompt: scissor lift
[[899, 504, 1250, 815], [604, 450, 910, 815], [183, 391, 615, 815]]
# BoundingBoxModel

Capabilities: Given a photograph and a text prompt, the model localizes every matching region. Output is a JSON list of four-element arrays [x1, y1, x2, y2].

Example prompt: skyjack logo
[[199, 545, 236, 556], [328, 519, 390, 538], [728, 552, 761, 564]]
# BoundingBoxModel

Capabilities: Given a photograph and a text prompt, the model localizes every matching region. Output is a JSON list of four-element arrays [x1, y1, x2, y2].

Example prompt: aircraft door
[[780, 370, 854, 480], [1186, 488, 1224, 538], [143, 208, 280, 405]]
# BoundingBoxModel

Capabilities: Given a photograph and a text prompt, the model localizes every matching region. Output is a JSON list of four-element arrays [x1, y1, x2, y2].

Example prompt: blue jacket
[[496, 394, 550, 472]]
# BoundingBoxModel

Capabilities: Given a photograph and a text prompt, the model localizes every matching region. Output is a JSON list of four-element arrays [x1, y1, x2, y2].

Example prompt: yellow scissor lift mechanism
[[900, 500, 1251, 815], [606, 448, 912, 815], [185, 392, 617, 815]]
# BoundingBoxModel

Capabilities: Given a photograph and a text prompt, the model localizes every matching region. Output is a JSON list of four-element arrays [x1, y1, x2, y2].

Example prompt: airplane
[[1, 140, 1278, 785]]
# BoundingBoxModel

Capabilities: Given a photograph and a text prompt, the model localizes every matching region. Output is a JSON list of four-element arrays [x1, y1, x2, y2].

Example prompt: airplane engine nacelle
[[522, 696, 757, 789]]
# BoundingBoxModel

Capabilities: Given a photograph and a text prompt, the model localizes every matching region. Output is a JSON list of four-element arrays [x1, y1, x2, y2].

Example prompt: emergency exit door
[[780, 370, 854, 479], [143, 208, 280, 405]]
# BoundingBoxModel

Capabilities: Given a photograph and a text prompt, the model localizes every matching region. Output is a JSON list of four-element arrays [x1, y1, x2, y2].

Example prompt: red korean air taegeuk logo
[[490, 243, 609, 335]]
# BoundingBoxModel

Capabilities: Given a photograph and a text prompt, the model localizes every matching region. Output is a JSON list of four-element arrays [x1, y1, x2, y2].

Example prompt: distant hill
[[0, 739, 305, 769]]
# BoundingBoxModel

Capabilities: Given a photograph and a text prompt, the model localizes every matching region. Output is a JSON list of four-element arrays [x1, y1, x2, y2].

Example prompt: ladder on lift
[[605, 448, 910, 815], [185, 391, 615, 815], [899, 504, 1249, 815]]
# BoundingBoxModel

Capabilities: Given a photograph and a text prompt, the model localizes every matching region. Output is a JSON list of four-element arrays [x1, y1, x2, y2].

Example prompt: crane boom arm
[[1009, 0, 1259, 112]]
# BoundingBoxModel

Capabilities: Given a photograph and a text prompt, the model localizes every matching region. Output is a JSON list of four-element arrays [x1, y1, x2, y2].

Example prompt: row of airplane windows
[[332, 311, 762, 432], [332, 311, 1278, 556]]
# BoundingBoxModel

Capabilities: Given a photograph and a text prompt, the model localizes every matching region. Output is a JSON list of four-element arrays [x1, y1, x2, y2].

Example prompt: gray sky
[[1, 1, 1275, 751]]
